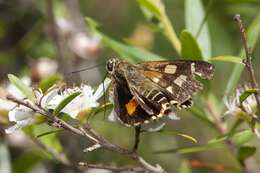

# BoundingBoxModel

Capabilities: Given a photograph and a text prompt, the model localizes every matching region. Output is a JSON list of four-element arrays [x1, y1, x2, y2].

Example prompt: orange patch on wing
[[125, 99, 138, 116], [143, 70, 162, 78]]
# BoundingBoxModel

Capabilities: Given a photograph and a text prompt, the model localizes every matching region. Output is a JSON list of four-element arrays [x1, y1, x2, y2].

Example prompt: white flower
[[6, 76, 31, 99], [69, 32, 101, 58], [34, 85, 62, 108], [5, 104, 34, 134], [48, 78, 111, 118], [224, 84, 258, 116]]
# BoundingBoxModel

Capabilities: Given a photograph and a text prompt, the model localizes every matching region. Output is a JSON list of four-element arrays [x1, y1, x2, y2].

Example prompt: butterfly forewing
[[139, 60, 214, 105]]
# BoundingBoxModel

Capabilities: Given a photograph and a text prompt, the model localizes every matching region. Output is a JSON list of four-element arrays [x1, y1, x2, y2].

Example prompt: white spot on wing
[[191, 63, 195, 74], [164, 65, 177, 74], [166, 86, 173, 93], [152, 77, 160, 83], [174, 75, 187, 87], [144, 120, 150, 124]]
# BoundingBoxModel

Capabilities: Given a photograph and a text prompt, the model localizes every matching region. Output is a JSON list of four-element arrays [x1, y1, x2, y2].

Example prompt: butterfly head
[[106, 58, 121, 74]]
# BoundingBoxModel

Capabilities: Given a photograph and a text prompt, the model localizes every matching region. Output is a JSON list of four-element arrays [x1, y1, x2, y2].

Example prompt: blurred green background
[[1, 0, 260, 173]]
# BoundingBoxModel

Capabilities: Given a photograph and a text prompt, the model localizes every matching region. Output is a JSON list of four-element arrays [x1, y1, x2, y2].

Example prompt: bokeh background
[[1, 0, 260, 173]]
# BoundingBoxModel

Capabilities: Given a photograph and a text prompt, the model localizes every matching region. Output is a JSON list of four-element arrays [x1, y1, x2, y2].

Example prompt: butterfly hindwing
[[113, 78, 155, 126]]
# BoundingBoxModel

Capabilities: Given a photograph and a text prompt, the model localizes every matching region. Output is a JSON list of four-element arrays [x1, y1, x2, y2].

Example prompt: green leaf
[[31, 124, 63, 153], [137, 0, 181, 54], [137, 0, 161, 18], [179, 160, 192, 173], [36, 129, 63, 138], [177, 133, 198, 143], [8, 74, 35, 101], [224, 13, 260, 96], [39, 74, 63, 93], [53, 91, 81, 116], [237, 146, 256, 162], [224, 0, 260, 3], [180, 30, 203, 60], [209, 56, 243, 64], [0, 142, 11, 173], [154, 144, 223, 154], [159, 130, 198, 143], [239, 88, 259, 104], [185, 0, 211, 59], [208, 129, 254, 146], [92, 102, 114, 116], [85, 17, 163, 63], [85, 17, 100, 32]]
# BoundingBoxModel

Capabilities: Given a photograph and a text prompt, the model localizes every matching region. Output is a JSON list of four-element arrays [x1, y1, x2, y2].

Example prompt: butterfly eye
[[106, 60, 114, 72]]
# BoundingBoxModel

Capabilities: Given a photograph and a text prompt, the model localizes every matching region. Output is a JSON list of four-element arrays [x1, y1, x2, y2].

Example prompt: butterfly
[[106, 58, 214, 126]]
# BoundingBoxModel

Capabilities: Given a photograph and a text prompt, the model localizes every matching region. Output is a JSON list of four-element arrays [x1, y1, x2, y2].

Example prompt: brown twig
[[234, 14, 260, 115], [78, 162, 143, 172], [206, 100, 250, 173], [6, 94, 165, 173]]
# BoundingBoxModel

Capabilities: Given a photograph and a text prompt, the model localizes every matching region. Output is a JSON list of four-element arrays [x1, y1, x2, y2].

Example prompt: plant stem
[[234, 14, 260, 115], [7, 94, 165, 173]]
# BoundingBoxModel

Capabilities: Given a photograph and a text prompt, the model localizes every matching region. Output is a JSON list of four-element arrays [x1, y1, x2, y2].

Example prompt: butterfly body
[[106, 58, 214, 126]]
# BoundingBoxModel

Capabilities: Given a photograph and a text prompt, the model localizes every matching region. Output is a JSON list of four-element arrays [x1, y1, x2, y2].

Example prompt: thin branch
[[132, 126, 142, 152], [6, 94, 165, 173], [206, 100, 250, 173], [78, 162, 143, 172], [234, 14, 260, 115]]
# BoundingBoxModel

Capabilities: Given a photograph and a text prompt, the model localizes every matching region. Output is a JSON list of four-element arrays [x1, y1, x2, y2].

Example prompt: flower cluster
[[1, 77, 111, 134], [224, 84, 258, 117], [224, 83, 260, 138]]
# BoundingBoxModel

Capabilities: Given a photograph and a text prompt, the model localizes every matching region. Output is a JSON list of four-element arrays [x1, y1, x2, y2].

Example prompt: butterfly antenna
[[102, 72, 108, 120], [69, 61, 106, 74]]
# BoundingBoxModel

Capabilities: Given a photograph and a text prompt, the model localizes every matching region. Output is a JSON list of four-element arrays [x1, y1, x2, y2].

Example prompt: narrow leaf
[[177, 133, 198, 144], [36, 129, 63, 138], [154, 144, 223, 154], [180, 30, 203, 60], [8, 74, 35, 101], [39, 74, 63, 93], [208, 129, 254, 145], [237, 146, 256, 162], [137, 0, 161, 18], [101, 34, 164, 63], [160, 130, 198, 143], [53, 91, 81, 115], [85, 17, 163, 63], [209, 56, 243, 64], [185, 0, 211, 59], [239, 88, 259, 104]]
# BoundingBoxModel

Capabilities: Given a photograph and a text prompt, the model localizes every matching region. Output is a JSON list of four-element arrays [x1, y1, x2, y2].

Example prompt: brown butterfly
[[106, 58, 214, 126]]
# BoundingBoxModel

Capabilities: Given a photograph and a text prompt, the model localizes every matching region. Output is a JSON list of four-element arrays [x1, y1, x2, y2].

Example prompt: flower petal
[[8, 105, 34, 122], [40, 87, 60, 108], [0, 98, 16, 110], [5, 119, 33, 134]]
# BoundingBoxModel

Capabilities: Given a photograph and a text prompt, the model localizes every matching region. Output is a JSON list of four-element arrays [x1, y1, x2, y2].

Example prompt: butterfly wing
[[139, 60, 214, 107], [113, 78, 158, 126]]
